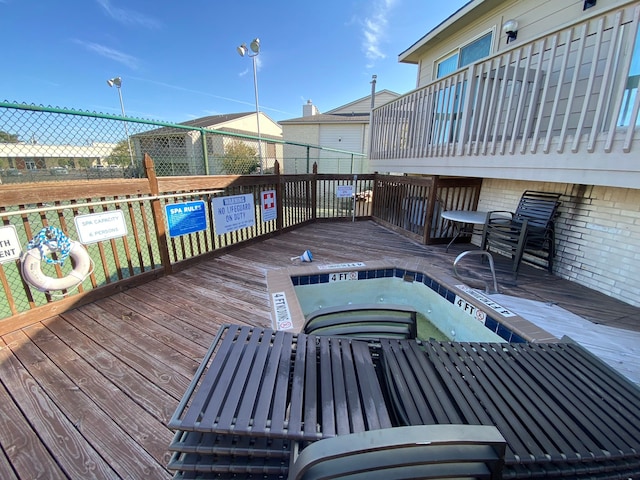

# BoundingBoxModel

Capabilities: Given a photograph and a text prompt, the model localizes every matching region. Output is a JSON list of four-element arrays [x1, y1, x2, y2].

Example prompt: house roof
[[280, 89, 400, 125], [398, 0, 503, 64], [324, 89, 399, 114], [179, 112, 256, 128], [279, 113, 370, 125], [133, 112, 281, 139]]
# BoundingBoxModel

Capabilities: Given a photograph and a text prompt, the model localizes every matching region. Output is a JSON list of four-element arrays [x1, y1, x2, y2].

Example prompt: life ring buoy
[[21, 240, 92, 292]]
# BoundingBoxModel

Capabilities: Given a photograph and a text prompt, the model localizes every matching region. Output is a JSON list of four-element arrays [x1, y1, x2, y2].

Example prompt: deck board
[[0, 220, 638, 479]]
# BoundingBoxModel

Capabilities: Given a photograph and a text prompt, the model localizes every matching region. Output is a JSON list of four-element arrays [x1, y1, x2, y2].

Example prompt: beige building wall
[[224, 112, 282, 137], [412, 0, 630, 87], [476, 179, 640, 308]]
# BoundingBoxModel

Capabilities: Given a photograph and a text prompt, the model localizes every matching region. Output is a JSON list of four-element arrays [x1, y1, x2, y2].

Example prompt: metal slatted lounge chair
[[167, 325, 392, 478], [288, 425, 506, 480], [377, 338, 640, 479], [481, 190, 561, 277]]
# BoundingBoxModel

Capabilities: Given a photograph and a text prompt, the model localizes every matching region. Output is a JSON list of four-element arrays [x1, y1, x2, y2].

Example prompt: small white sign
[[212, 194, 256, 235], [74, 210, 128, 244], [0, 225, 21, 263], [454, 295, 487, 323], [261, 190, 277, 222], [329, 271, 358, 282], [317, 262, 366, 270], [336, 185, 354, 198], [272, 292, 293, 330], [455, 284, 517, 317]]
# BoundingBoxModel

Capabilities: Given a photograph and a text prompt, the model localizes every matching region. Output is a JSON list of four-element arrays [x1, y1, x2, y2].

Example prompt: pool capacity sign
[[0, 225, 21, 263], [74, 210, 128, 244], [212, 194, 256, 235]]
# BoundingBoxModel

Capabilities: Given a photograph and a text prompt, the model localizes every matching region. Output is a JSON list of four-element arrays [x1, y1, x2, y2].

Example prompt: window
[[618, 27, 640, 126], [436, 32, 493, 78]]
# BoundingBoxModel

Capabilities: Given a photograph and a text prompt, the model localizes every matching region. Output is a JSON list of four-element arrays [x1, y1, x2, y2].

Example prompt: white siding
[[414, 0, 631, 87], [318, 124, 365, 174]]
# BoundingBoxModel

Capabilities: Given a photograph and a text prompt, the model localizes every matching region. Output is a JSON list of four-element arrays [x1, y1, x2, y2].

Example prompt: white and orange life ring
[[21, 239, 92, 292]]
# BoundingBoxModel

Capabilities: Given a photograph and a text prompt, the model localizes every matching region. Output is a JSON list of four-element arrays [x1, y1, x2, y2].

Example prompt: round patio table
[[440, 210, 490, 252]]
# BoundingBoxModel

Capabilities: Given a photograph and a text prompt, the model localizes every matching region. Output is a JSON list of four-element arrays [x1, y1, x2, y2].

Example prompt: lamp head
[[107, 77, 122, 88], [249, 38, 260, 54], [237, 44, 247, 57], [502, 19, 518, 43]]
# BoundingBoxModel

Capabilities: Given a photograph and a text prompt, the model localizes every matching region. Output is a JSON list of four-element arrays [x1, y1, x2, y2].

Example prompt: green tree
[[59, 158, 75, 168], [106, 140, 133, 167], [76, 157, 94, 169], [0, 131, 20, 143], [221, 141, 260, 175]]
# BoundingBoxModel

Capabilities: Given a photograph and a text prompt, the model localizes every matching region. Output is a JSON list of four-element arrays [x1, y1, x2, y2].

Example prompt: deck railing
[[0, 159, 480, 331], [370, 4, 640, 163]]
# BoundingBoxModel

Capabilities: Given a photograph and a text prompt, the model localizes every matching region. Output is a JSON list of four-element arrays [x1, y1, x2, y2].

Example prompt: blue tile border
[[291, 267, 526, 343]]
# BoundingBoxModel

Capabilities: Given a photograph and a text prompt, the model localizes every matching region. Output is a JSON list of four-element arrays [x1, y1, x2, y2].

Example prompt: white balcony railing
[[370, 4, 640, 171]]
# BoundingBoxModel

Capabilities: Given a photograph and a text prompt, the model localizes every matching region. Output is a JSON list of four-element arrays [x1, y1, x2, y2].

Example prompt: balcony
[[369, 4, 640, 188]]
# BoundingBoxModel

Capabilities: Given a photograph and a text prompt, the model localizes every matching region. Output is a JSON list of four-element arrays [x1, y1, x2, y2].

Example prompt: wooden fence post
[[274, 160, 283, 232], [144, 153, 173, 274], [423, 175, 439, 244], [311, 162, 318, 221]]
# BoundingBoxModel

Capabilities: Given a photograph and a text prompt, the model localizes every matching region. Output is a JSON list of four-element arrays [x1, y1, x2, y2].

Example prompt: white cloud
[[96, 0, 161, 29], [75, 40, 139, 70], [362, 0, 398, 67]]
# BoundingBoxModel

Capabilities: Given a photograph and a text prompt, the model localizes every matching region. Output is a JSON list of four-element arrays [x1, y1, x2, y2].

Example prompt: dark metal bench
[[167, 325, 392, 477]]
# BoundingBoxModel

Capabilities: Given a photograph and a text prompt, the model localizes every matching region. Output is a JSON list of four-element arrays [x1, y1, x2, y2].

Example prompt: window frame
[[435, 29, 495, 79]]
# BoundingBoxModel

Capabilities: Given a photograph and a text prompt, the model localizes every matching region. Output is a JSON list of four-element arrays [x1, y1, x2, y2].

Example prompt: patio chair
[[288, 424, 506, 480], [303, 303, 418, 340], [481, 190, 561, 277]]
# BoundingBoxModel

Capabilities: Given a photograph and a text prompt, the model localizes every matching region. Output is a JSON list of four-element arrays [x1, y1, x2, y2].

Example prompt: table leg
[[445, 221, 462, 252]]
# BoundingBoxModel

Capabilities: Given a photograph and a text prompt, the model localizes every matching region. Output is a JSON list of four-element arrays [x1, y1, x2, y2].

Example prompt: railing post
[[457, 65, 476, 156], [144, 153, 173, 274], [423, 175, 439, 244], [274, 160, 283, 232], [371, 172, 379, 218], [312, 162, 318, 221]]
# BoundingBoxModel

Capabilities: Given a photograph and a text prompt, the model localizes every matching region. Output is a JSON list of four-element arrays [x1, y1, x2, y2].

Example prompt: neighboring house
[[133, 112, 283, 175], [369, 0, 640, 307], [280, 90, 399, 173], [0, 142, 117, 170]]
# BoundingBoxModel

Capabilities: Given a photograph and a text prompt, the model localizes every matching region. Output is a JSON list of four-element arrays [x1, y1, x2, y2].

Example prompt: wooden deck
[[0, 220, 638, 479]]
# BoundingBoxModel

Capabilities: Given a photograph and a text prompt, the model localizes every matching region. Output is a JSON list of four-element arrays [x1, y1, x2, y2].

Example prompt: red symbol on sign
[[263, 192, 275, 209]]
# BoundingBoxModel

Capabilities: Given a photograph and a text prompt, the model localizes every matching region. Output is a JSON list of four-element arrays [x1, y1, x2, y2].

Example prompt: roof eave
[[398, 0, 482, 64]]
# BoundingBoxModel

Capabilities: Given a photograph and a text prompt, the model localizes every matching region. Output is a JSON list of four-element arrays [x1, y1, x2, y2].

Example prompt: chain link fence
[[0, 102, 367, 182]]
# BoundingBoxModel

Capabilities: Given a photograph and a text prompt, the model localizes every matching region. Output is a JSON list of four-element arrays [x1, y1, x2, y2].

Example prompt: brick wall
[[477, 179, 640, 308]]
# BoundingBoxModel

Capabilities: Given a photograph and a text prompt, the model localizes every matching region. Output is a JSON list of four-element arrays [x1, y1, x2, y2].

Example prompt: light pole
[[237, 38, 263, 174], [107, 76, 135, 168]]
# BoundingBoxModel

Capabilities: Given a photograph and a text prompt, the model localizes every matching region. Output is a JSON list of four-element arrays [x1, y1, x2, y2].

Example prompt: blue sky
[[1, 0, 468, 123]]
